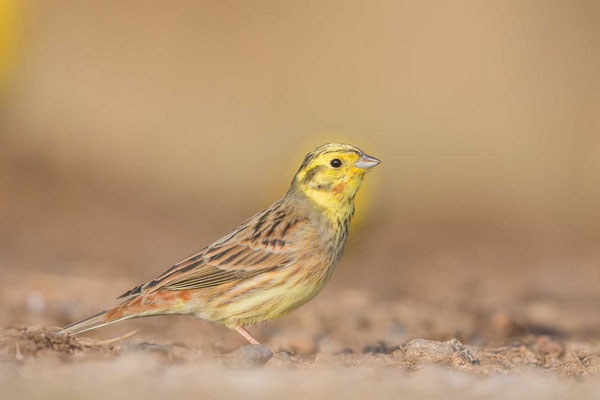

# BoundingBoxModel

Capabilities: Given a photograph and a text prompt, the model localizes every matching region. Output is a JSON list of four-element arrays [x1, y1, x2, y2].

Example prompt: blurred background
[[1, 0, 600, 352]]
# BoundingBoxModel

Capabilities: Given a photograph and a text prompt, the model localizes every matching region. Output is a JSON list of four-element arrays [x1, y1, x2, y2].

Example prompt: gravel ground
[[2, 326, 600, 400]]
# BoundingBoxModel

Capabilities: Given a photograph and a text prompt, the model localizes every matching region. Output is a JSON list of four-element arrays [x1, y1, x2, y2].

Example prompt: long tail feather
[[58, 309, 137, 335], [59, 291, 186, 335], [59, 295, 147, 335]]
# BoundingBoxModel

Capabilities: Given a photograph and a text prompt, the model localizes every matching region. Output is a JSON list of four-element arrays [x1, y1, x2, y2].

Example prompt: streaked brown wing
[[117, 199, 307, 297], [157, 241, 295, 291]]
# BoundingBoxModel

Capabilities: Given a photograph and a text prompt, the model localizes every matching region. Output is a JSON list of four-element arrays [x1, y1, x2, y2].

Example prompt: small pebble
[[404, 338, 454, 365], [265, 352, 296, 369], [226, 345, 273, 368]]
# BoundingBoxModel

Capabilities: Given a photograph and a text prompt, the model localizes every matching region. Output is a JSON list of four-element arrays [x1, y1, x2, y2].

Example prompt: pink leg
[[235, 326, 261, 345]]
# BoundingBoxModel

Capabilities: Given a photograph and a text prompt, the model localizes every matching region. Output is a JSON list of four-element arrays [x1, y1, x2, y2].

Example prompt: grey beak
[[354, 153, 381, 169]]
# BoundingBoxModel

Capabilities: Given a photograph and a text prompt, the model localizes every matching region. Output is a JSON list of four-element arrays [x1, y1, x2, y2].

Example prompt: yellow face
[[290, 143, 380, 215]]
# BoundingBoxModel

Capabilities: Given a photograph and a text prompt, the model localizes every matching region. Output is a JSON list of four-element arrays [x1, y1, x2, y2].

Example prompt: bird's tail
[[59, 291, 189, 335], [59, 296, 146, 335], [59, 310, 116, 334]]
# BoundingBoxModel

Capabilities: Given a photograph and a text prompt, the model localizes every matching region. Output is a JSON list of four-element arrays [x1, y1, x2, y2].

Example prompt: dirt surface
[[3, 325, 600, 400], [2, 326, 600, 375]]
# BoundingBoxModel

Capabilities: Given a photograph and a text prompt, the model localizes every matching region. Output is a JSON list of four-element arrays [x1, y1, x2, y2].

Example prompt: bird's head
[[289, 143, 380, 213]]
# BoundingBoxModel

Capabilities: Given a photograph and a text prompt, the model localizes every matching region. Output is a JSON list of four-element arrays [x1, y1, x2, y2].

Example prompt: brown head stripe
[[302, 165, 324, 182]]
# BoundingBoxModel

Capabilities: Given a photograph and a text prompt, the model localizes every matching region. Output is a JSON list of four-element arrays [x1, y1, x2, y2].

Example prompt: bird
[[59, 143, 380, 345]]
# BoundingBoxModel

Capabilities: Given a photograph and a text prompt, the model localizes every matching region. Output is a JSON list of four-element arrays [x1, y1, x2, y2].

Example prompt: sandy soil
[[3, 266, 600, 399], [2, 319, 600, 399]]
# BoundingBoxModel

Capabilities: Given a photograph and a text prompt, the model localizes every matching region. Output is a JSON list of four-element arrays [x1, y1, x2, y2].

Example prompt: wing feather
[[117, 199, 307, 297]]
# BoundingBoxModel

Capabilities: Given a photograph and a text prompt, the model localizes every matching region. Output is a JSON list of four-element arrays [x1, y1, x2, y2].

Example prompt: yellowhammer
[[61, 143, 380, 345]]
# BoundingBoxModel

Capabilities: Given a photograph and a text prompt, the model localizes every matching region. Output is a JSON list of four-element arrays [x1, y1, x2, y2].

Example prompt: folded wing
[[118, 199, 307, 297]]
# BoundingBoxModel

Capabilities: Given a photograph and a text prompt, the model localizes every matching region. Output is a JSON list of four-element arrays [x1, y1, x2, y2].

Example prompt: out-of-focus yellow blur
[[0, 0, 19, 89], [1, 1, 599, 285]]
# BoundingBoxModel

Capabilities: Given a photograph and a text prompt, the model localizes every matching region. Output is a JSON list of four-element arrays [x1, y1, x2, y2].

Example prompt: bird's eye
[[330, 158, 342, 168]]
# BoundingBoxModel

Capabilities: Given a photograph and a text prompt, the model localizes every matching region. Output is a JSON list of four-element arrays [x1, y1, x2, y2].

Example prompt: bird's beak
[[354, 153, 381, 169]]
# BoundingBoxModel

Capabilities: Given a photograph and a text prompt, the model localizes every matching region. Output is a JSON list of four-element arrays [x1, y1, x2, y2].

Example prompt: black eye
[[330, 158, 342, 168]]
